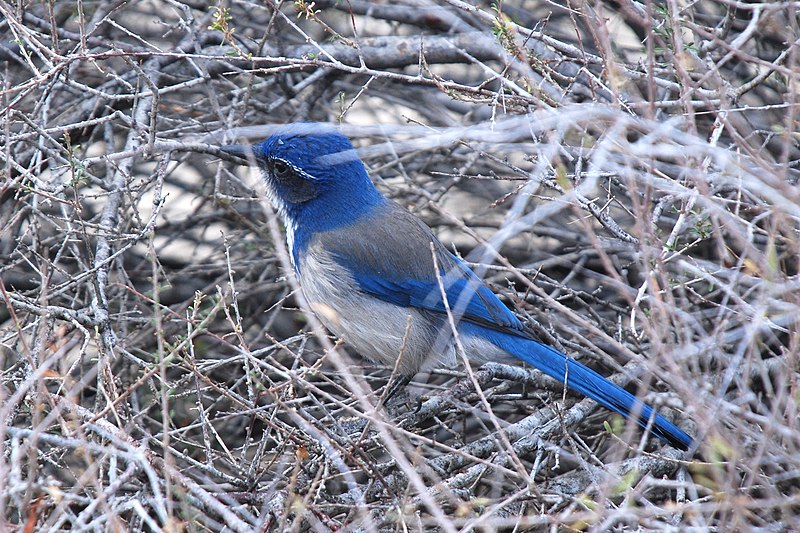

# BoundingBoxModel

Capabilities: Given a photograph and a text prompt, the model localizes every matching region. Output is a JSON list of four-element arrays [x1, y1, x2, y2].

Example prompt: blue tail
[[466, 324, 692, 450]]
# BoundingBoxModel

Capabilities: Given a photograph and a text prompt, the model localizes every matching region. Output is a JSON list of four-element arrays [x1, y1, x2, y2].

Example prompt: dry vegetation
[[1, 0, 799, 531]]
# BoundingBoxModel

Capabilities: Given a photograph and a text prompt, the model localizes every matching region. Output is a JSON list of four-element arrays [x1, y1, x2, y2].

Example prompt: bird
[[220, 123, 693, 451]]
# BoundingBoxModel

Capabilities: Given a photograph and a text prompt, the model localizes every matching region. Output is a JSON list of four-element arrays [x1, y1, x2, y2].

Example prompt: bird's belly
[[298, 253, 456, 375]]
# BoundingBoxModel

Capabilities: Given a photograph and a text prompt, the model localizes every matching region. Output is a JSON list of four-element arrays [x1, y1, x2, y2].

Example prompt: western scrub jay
[[221, 123, 692, 450]]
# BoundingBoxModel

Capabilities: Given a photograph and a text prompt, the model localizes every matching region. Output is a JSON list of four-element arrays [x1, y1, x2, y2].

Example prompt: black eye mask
[[268, 159, 317, 203]]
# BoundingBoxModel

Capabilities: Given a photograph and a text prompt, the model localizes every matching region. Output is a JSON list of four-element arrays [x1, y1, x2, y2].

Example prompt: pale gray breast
[[297, 238, 460, 375]]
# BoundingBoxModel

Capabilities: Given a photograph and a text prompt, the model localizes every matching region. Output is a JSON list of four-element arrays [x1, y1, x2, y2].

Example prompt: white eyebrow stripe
[[271, 157, 319, 181]]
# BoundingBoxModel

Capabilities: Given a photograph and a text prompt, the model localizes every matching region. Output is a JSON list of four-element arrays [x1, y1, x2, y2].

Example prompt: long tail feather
[[474, 326, 692, 450]]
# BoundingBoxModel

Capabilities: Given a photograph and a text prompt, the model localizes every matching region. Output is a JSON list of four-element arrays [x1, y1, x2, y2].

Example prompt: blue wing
[[351, 258, 526, 332], [319, 202, 524, 333]]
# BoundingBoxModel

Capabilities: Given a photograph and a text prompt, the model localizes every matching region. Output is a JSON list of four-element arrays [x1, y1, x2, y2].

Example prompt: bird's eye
[[271, 160, 293, 179]]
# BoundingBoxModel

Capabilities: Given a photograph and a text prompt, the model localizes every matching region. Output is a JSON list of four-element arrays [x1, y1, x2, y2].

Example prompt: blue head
[[222, 124, 386, 259]]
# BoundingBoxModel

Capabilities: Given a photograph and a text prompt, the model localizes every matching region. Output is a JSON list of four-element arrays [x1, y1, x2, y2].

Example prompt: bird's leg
[[383, 374, 412, 403]]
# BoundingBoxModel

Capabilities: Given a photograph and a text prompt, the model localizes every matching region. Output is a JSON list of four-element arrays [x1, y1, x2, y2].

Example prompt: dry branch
[[1, 0, 798, 531]]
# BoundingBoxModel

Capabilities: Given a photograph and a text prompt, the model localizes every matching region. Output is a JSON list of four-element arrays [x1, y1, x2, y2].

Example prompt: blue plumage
[[222, 124, 692, 451]]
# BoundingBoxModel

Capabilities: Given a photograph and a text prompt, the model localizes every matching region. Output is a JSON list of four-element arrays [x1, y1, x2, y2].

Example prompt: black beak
[[219, 144, 253, 163]]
